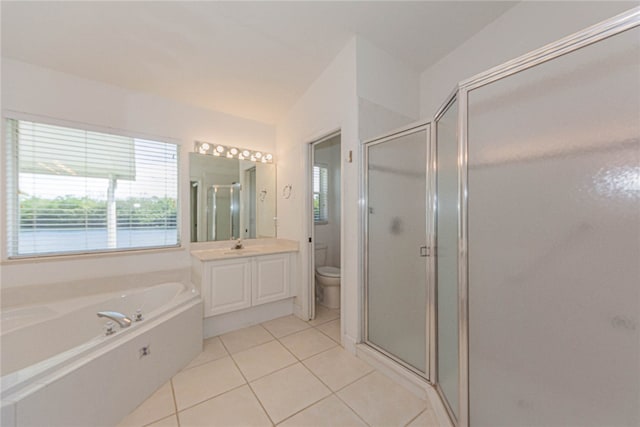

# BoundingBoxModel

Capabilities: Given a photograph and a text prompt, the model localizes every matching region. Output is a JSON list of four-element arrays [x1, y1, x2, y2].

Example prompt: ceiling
[[1, 1, 516, 124]]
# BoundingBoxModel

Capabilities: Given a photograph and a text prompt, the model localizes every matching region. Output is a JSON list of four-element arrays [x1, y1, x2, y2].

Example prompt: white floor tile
[[172, 356, 245, 411], [308, 305, 340, 327], [303, 347, 374, 391], [179, 385, 271, 427], [278, 395, 367, 427], [316, 319, 341, 343], [232, 340, 297, 381], [250, 363, 331, 424], [280, 328, 337, 360], [182, 336, 228, 370], [262, 315, 311, 338], [146, 414, 179, 427], [337, 371, 426, 427], [116, 382, 174, 427], [407, 409, 441, 427], [220, 325, 274, 354]]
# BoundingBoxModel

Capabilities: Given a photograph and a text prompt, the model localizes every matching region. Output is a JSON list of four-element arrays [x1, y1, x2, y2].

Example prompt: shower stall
[[363, 8, 639, 427], [207, 183, 241, 241]]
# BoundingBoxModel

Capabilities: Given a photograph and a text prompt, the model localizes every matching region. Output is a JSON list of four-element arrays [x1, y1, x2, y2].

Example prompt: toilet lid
[[317, 266, 341, 278]]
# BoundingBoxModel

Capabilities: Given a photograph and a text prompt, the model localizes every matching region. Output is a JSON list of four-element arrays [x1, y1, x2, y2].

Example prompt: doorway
[[308, 132, 341, 325]]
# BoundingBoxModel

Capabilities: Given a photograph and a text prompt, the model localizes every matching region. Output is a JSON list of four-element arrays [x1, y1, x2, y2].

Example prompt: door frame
[[306, 130, 341, 321], [361, 120, 432, 381]]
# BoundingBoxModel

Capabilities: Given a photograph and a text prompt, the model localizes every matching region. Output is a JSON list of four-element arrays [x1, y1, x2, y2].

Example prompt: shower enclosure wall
[[363, 8, 639, 427], [207, 184, 241, 241]]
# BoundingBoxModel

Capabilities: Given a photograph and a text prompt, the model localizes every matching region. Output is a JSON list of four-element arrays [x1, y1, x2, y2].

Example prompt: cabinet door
[[252, 254, 290, 306], [205, 259, 252, 316]]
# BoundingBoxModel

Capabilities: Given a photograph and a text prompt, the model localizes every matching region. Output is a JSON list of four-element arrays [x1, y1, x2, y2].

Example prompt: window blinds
[[5, 118, 179, 257]]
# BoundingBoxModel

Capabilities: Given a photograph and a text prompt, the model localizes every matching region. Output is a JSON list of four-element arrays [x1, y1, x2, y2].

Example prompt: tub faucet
[[232, 239, 243, 250], [97, 311, 132, 328]]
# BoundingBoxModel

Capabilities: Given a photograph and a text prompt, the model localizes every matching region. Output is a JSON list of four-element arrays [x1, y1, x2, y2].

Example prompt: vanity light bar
[[194, 141, 273, 163]]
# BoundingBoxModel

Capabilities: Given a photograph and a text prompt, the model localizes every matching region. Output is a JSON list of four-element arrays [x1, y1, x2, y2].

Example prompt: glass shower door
[[366, 125, 429, 375], [435, 98, 459, 420]]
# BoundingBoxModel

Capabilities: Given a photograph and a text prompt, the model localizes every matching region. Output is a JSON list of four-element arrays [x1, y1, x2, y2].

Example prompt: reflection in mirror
[[189, 153, 276, 242]]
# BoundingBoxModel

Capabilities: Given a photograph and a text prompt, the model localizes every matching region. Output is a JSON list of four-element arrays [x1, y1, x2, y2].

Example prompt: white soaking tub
[[0, 282, 203, 427]]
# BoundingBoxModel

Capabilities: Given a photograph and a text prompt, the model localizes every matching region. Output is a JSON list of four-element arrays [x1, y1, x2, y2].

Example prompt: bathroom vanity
[[191, 240, 298, 335]]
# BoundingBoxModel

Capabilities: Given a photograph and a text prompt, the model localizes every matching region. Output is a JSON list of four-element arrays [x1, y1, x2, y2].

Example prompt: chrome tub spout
[[97, 311, 132, 328]]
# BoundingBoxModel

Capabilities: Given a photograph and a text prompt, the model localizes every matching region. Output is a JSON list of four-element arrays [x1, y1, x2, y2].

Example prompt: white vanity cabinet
[[252, 254, 290, 306], [198, 252, 293, 317], [205, 258, 253, 316]]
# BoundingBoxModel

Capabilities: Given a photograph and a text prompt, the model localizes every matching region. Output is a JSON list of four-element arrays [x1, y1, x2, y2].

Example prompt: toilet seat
[[316, 266, 340, 278]]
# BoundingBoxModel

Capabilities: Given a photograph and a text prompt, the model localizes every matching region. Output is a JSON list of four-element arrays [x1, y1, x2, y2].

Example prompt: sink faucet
[[97, 311, 132, 328], [232, 239, 244, 250]]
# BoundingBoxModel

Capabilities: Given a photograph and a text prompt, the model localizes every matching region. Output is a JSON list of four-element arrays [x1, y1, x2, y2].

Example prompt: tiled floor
[[118, 306, 440, 427]]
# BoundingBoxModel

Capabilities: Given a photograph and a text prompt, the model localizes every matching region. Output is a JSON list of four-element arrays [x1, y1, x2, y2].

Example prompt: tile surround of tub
[[118, 311, 445, 427]]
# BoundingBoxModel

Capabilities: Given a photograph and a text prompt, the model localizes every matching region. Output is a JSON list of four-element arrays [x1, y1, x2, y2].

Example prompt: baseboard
[[203, 298, 295, 338], [342, 334, 358, 354]]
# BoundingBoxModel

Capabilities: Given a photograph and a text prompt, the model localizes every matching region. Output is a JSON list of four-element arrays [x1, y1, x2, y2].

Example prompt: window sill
[[1, 245, 185, 265]]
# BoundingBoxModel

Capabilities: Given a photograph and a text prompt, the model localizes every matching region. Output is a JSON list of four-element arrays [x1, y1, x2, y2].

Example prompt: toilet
[[314, 243, 341, 309]]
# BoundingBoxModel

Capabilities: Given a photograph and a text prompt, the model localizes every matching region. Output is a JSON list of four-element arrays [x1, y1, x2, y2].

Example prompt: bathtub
[[0, 282, 203, 427]]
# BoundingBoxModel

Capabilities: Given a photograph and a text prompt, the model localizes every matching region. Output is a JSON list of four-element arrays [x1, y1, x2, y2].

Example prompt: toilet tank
[[314, 243, 328, 267]]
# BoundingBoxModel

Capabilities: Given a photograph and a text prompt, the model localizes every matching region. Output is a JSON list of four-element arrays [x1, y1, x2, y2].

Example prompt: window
[[313, 164, 328, 223], [5, 118, 179, 258]]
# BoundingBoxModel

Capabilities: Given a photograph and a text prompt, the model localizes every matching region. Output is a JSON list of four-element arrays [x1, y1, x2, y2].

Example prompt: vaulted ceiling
[[1, 1, 516, 124]]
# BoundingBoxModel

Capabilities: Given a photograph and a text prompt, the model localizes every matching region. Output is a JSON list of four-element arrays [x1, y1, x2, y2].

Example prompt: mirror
[[189, 153, 276, 242]]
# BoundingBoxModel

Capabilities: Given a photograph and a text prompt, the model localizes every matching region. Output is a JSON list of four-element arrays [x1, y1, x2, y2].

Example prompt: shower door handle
[[420, 246, 429, 257]]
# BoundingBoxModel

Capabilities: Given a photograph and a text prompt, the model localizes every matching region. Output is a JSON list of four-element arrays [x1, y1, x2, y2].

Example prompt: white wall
[[0, 58, 274, 290], [276, 35, 423, 352], [356, 37, 420, 141], [275, 38, 359, 348], [419, 1, 638, 117]]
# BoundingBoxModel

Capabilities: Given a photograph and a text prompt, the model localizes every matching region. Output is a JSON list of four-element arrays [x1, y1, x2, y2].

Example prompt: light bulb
[[242, 150, 250, 157], [265, 154, 273, 161], [230, 148, 238, 155], [255, 152, 262, 159], [201, 143, 210, 150], [215, 145, 225, 153]]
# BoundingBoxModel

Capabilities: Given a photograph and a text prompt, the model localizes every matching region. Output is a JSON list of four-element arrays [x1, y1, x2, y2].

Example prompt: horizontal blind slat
[[7, 118, 179, 257]]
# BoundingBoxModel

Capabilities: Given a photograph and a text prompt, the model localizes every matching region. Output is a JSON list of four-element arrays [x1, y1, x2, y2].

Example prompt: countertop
[[190, 239, 299, 261]]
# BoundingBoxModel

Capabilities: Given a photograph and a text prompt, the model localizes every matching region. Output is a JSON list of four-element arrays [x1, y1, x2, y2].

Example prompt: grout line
[[141, 413, 179, 427], [313, 322, 341, 344], [273, 393, 337, 426], [243, 359, 300, 383], [265, 324, 313, 340], [169, 379, 180, 427], [174, 382, 248, 414], [333, 369, 376, 393], [333, 389, 373, 427], [307, 313, 340, 327], [219, 333, 276, 427], [180, 336, 230, 370], [404, 408, 426, 427]]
